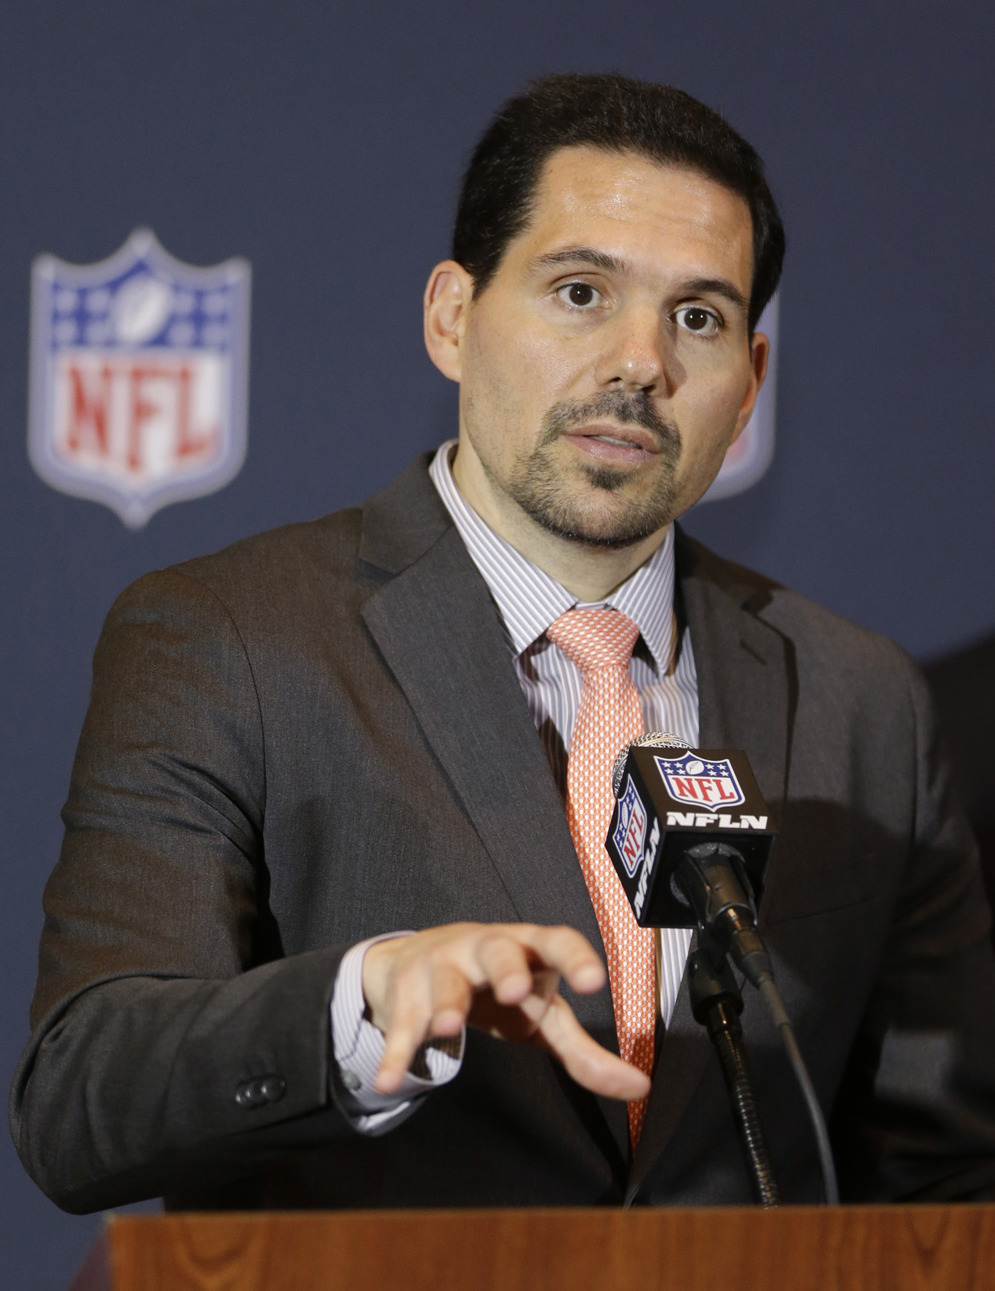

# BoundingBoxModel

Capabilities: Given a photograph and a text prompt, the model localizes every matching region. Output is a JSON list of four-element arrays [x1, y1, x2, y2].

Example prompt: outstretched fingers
[[510, 923, 608, 997], [363, 921, 647, 1100], [525, 991, 652, 1101]]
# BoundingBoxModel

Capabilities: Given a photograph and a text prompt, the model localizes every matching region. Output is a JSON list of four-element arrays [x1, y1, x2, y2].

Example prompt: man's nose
[[595, 306, 680, 392]]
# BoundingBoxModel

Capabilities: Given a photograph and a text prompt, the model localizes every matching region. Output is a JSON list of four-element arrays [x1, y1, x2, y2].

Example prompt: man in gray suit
[[12, 74, 995, 1212]]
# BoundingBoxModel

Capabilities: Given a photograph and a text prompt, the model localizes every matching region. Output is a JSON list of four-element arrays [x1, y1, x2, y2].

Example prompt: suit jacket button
[[236, 1079, 266, 1108], [260, 1076, 286, 1103]]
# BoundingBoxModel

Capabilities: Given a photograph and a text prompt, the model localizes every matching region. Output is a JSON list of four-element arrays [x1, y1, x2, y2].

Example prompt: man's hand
[[361, 922, 652, 1101]]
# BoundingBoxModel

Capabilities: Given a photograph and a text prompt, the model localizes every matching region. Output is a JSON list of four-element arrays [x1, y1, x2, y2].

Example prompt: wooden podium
[[70, 1205, 995, 1290]]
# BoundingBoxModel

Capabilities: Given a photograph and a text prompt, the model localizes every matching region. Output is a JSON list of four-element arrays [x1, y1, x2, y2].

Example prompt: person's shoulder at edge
[[109, 452, 449, 613]]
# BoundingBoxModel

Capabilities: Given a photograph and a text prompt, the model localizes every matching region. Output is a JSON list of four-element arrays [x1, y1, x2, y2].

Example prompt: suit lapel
[[358, 460, 630, 1156], [628, 530, 792, 1198], [683, 535, 792, 820], [360, 523, 602, 944]]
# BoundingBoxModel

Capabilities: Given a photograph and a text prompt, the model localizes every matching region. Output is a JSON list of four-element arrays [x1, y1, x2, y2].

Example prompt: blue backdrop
[[4, 3, 994, 1285]]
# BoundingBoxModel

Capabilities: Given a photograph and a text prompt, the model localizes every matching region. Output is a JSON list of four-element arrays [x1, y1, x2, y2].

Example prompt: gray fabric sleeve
[[10, 571, 365, 1211]]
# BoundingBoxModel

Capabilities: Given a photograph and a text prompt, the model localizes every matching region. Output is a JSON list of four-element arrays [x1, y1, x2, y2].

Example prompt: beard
[[492, 391, 683, 550]]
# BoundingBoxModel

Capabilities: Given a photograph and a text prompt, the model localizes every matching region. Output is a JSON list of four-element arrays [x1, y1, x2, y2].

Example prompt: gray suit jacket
[[11, 456, 995, 1212]]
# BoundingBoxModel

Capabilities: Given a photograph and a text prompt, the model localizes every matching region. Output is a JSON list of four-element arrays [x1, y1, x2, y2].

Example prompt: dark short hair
[[452, 73, 785, 333]]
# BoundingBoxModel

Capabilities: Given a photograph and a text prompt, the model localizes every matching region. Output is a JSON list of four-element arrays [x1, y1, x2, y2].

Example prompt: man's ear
[[423, 260, 474, 382], [728, 330, 770, 445]]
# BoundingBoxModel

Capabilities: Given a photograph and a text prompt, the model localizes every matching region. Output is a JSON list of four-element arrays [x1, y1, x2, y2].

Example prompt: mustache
[[540, 391, 679, 448]]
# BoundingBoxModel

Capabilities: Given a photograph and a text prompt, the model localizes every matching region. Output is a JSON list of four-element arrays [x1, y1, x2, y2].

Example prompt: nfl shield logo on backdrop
[[28, 229, 251, 528], [699, 294, 778, 503]]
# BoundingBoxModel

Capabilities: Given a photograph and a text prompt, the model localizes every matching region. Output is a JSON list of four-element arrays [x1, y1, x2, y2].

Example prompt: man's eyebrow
[[679, 277, 749, 313], [529, 247, 628, 275]]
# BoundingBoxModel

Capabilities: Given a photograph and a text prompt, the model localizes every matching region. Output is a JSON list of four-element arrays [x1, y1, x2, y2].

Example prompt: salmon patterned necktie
[[546, 607, 655, 1147]]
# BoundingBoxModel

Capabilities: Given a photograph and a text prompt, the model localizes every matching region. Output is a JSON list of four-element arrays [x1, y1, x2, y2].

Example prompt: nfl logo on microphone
[[28, 229, 251, 528], [654, 750, 746, 812], [612, 776, 648, 878]]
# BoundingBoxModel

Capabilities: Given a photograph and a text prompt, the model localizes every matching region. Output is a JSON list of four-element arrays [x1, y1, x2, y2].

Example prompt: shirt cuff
[[330, 934, 464, 1132]]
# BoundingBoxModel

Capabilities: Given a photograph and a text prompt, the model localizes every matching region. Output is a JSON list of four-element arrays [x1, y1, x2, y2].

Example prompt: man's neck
[[503, 520, 667, 602]]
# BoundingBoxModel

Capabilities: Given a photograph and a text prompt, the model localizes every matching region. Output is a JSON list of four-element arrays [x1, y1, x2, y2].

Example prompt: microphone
[[605, 732, 776, 980], [676, 840, 773, 989], [606, 733, 839, 1205]]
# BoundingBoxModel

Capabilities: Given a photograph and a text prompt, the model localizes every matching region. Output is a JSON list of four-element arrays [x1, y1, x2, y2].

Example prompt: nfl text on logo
[[28, 229, 251, 529], [653, 750, 746, 813]]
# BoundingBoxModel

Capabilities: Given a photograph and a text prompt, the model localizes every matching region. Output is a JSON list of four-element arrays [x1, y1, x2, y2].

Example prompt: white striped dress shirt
[[333, 443, 699, 1123], [429, 442, 698, 1020]]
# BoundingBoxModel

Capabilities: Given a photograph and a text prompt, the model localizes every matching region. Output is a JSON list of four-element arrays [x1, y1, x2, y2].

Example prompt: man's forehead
[[530, 145, 751, 233], [513, 145, 755, 290]]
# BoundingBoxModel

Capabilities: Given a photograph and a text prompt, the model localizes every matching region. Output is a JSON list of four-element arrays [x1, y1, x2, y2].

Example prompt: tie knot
[[547, 608, 640, 675]]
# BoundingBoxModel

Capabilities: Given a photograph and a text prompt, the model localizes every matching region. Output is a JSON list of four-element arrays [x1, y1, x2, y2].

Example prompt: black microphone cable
[[755, 974, 839, 1206], [679, 840, 840, 1205]]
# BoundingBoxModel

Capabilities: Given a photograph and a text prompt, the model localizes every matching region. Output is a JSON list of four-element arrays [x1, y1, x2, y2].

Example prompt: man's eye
[[675, 306, 720, 336], [557, 282, 600, 308]]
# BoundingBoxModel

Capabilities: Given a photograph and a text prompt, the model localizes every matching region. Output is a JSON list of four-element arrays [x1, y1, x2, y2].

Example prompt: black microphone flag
[[605, 733, 777, 927]]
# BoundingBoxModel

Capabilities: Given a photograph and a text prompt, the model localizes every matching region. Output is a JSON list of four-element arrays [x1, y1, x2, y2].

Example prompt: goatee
[[497, 391, 682, 549]]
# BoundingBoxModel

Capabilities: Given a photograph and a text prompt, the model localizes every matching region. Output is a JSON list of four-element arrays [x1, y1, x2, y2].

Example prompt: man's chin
[[580, 462, 637, 494], [523, 493, 676, 551], [501, 449, 681, 550]]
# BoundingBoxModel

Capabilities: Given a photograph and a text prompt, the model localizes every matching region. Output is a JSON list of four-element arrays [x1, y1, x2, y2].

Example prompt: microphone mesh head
[[611, 731, 690, 798]]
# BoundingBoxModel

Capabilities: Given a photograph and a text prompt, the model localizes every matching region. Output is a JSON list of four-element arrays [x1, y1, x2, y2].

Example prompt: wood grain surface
[[69, 1205, 995, 1291]]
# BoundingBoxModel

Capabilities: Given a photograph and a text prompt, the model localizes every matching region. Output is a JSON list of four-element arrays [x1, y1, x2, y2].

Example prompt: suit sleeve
[[831, 657, 995, 1201], [9, 570, 363, 1213]]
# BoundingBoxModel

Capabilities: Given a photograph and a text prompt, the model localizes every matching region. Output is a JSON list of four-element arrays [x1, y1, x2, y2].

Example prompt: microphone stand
[[687, 933, 781, 1207], [679, 842, 839, 1205]]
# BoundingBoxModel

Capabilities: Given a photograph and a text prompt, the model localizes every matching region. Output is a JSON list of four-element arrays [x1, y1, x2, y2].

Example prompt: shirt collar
[[429, 441, 676, 673]]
